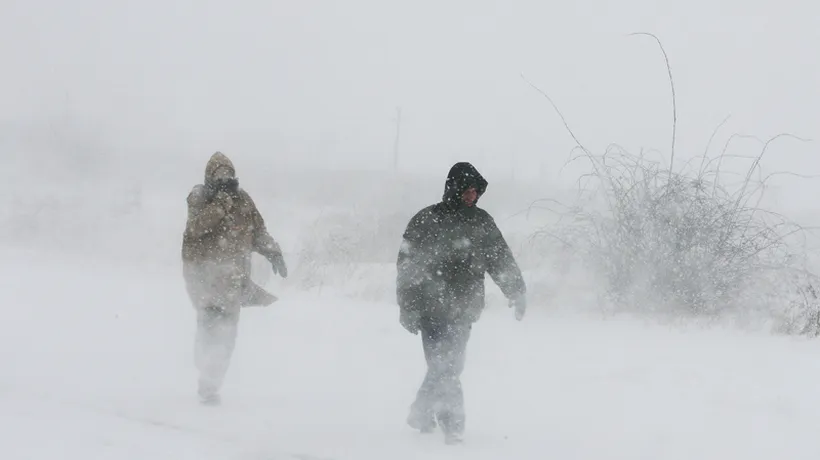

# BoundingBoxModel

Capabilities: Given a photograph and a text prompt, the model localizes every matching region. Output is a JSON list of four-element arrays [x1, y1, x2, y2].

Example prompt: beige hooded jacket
[[182, 152, 283, 309]]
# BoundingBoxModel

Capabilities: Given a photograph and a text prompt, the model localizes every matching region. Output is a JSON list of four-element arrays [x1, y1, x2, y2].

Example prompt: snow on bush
[[547, 141, 817, 323], [522, 34, 820, 334]]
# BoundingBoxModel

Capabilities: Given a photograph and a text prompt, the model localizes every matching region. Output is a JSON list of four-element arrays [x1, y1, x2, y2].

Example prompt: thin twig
[[629, 32, 677, 180], [697, 114, 732, 178], [521, 73, 591, 158]]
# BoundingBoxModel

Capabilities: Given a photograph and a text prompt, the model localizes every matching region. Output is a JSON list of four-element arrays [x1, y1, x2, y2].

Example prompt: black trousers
[[410, 316, 472, 434]]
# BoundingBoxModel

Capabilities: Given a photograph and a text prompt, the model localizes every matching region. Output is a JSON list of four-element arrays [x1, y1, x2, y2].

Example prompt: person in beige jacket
[[182, 151, 287, 405]]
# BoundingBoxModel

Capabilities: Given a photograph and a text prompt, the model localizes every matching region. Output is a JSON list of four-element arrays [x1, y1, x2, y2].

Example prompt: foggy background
[[3, 0, 820, 316], [2, 0, 817, 185]]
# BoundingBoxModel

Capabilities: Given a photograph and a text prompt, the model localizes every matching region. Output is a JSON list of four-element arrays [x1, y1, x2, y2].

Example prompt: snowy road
[[3, 248, 820, 459]]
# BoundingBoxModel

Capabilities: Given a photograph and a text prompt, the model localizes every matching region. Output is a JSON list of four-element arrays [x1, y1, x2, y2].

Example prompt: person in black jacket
[[396, 162, 527, 444]]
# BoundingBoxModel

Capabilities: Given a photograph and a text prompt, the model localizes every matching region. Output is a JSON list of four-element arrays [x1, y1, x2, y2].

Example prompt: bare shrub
[[773, 274, 820, 337], [545, 142, 814, 319], [523, 33, 820, 332]]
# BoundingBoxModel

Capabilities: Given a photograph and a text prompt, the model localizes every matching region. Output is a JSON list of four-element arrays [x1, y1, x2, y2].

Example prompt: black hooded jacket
[[396, 162, 526, 323]]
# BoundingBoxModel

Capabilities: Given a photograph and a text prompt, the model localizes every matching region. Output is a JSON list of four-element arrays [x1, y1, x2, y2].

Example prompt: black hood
[[442, 162, 488, 206]]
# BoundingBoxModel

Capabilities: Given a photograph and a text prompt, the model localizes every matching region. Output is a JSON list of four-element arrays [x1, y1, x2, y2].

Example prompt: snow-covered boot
[[444, 431, 464, 445], [199, 392, 221, 406], [406, 407, 436, 433], [437, 410, 464, 444], [198, 380, 221, 406]]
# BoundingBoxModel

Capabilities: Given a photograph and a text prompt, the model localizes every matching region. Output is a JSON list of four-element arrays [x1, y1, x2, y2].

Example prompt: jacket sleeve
[[396, 210, 433, 312], [482, 214, 527, 300], [185, 185, 227, 238], [244, 191, 283, 261]]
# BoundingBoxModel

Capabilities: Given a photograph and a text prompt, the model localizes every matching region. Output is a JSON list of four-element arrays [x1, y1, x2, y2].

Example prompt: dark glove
[[509, 294, 526, 321], [399, 309, 421, 335], [203, 189, 234, 213], [269, 253, 288, 278]]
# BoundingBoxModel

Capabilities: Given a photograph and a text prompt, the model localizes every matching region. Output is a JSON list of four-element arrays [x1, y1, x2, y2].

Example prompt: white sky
[[1, 0, 818, 186]]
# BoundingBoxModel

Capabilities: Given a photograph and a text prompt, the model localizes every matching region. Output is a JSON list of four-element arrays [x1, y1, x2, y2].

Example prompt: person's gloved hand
[[202, 189, 234, 217], [269, 253, 288, 278], [400, 309, 421, 335], [509, 294, 527, 321]]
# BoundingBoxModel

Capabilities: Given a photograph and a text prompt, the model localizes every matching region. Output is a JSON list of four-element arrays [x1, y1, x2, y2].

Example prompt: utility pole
[[392, 106, 402, 171]]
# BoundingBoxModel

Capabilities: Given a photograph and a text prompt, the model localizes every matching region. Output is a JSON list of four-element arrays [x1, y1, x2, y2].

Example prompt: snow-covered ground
[[3, 245, 820, 460], [4, 0, 820, 456]]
